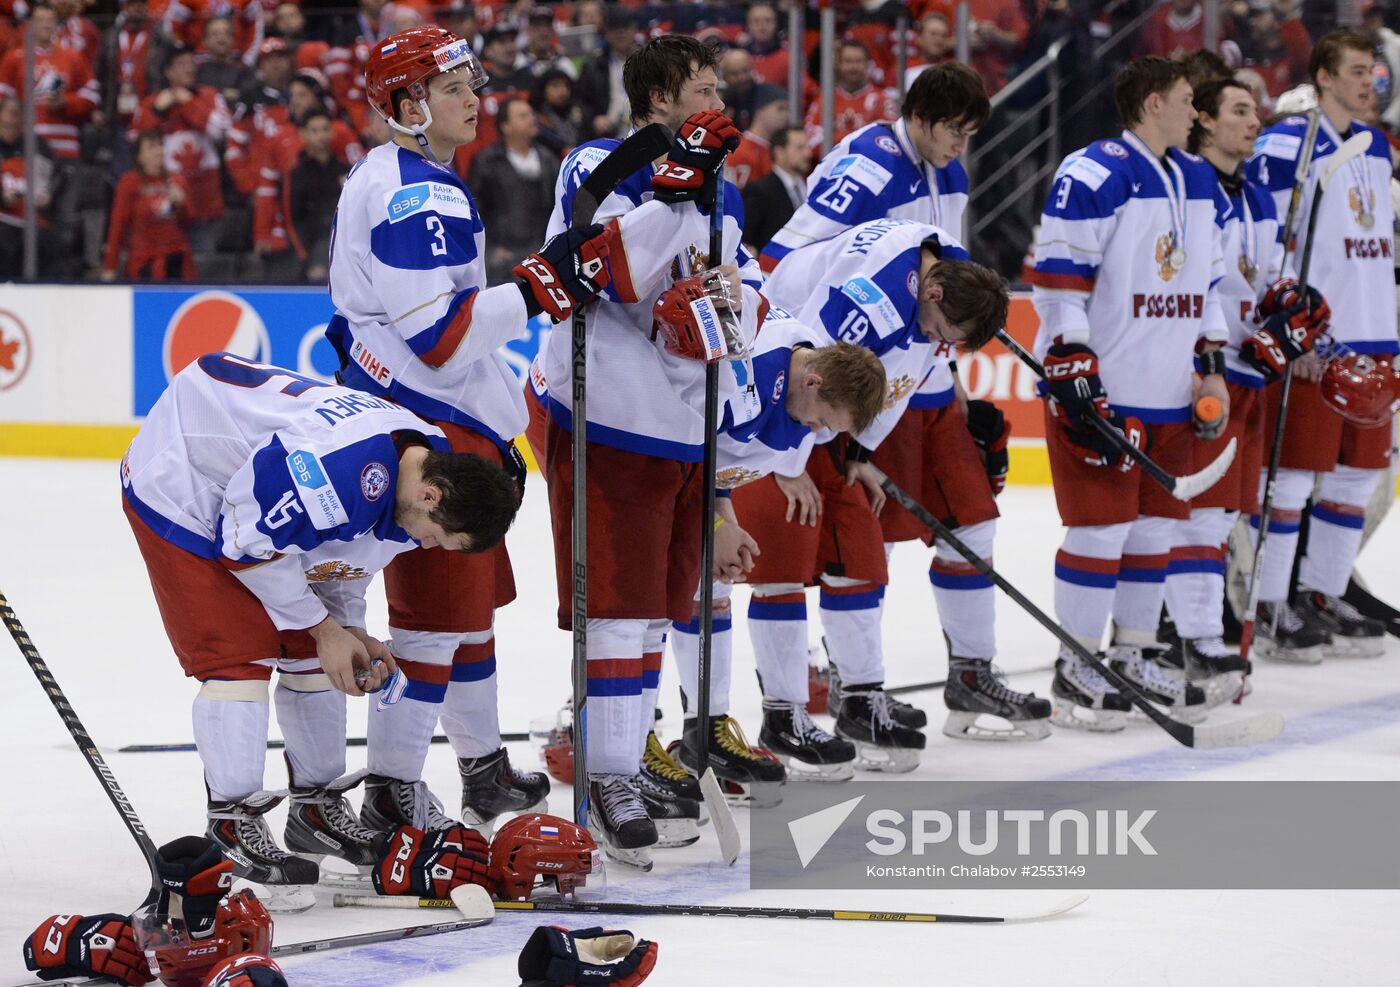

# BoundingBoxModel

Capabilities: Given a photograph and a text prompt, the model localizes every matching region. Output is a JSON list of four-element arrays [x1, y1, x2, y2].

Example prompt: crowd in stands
[[0, 0, 1381, 283]]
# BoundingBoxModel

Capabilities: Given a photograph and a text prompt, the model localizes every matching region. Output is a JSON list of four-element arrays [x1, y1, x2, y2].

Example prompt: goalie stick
[[997, 329, 1237, 501], [872, 472, 1285, 750], [327, 887, 1089, 925], [567, 122, 672, 828]]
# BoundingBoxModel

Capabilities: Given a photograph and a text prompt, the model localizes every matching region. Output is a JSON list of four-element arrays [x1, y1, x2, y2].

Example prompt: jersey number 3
[[426, 215, 448, 257]]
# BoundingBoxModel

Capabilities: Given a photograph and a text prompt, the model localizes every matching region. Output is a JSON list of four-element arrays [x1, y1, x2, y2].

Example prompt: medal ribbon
[[1122, 130, 1188, 258], [1319, 115, 1374, 224]]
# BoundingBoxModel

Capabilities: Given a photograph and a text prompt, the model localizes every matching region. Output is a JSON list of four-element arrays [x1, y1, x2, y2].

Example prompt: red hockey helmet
[[133, 890, 273, 987], [1320, 352, 1400, 427], [490, 813, 598, 901], [365, 26, 488, 129]]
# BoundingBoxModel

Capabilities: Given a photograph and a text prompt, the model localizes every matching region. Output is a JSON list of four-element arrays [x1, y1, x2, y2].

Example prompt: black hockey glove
[[156, 835, 234, 935], [964, 399, 1010, 495], [518, 925, 659, 987], [505, 440, 528, 502], [514, 222, 619, 323]]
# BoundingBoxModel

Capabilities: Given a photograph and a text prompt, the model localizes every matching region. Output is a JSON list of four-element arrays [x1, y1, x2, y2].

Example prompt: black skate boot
[[1173, 637, 1251, 707], [284, 775, 384, 887], [1254, 600, 1329, 664], [942, 658, 1052, 741], [834, 688, 926, 773], [828, 665, 926, 728], [1109, 643, 1208, 723], [207, 792, 318, 912], [640, 731, 702, 802], [587, 775, 658, 871], [1050, 652, 1131, 732], [632, 770, 702, 849], [360, 775, 460, 833], [459, 747, 551, 838], [678, 715, 787, 807], [758, 700, 855, 781], [1300, 591, 1386, 659]]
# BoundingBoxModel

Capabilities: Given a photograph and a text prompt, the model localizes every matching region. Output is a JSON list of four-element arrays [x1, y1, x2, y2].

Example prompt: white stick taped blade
[[1003, 894, 1090, 923], [1191, 711, 1285, 750], [1319, 132, 1375, 187], [450, 883, 496, 922], [1172, 436, 1237, 501], [700, 768, 742, 866]]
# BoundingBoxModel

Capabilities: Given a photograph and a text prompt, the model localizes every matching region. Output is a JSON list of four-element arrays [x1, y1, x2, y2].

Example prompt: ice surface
[[2, 459, 1397, 985]]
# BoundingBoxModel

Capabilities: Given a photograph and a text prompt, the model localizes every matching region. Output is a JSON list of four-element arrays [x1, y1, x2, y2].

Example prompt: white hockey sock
[[929, 519, 997, 659], [1299, 466, 1381, 597], [638, 618, 666, 762], [748, 583, 810, 704], [1054, 522, 1132, 651], [1163, 508, 1232, 640], [368, 628, 453, 782], [671, 585, 732, 719], [193, 678, 271, 802], [583, 618, 647, 777], [441, 630, 502, 760], [1248, 467, 1312, 603], [274, 674, 346, 788], [1111, 516, 1174, 644], [818, 576, 885, 686]]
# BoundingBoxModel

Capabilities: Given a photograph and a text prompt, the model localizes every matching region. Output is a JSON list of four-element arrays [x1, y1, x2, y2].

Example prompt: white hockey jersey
[[541, 137, 766, 463], [326, 142, 529, 452], [122, 353, 450, 632], [1031, 131, 1230, 422], [1211, 167, 1285, 388], [763, 218, 969, 450], [1247, 114, 1400, 355], [763, 119, 968, 412]]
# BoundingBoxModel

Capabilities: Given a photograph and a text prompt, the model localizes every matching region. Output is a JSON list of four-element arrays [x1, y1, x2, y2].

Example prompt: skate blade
[[237, 878, 317, 913], [942, 710, 1051, 742], [652, 818, 700, 848], [1050, 701, 1126, 733], [1254, 642, 1325, 665], [1322, 636, 1387, 659], [1126, 701, 1208, 726], [587, 821, 655, 872], [848, 741, 920, 774], [775, 754, 855, 783]]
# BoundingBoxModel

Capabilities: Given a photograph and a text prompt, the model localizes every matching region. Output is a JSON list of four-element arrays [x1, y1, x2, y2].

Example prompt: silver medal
[[1170, 247, 1187, 269], [1361, 212, 1375, 230]]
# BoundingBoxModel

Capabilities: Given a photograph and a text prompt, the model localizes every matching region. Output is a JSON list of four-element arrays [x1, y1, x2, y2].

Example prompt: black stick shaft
[[494, 899, 1002, 923]]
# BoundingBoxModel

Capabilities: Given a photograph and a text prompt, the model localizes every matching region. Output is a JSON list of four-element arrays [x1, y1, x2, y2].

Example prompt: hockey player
[[1245, 31, 1395, 661], [122, 353, 518, 897], [327, 26, 620, 837], [539, 35, 764, 865], [750, 218, 1012, 769], [1030, 56, 1225, 729], [1163, 77, 1329, 694]]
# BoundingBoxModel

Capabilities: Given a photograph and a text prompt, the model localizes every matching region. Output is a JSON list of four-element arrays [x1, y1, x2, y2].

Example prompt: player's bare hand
[[309, 617, 373, 696], [714, 520, 759, 583], [1191, 370, 1230, 422], [846, 461, 886, 517], [1292, 350, 1324, 382], [345, 627, 397, 690], [775, 471, 822, 526]]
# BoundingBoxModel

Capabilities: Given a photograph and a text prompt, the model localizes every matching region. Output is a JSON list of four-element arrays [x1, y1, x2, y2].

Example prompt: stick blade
[[1171, 437, 1237, 501], [699, 768, 742, 866], [1189, 711, 1285, 750], [1320, 131, 1375, 186], [450, 883, 496, 922], [1003, 893, 1090, 923]]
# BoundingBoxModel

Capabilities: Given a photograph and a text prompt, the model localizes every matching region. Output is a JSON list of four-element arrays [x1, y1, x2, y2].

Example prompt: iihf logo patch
[[772, 369, 786, 402], [907, 270, 919, 297], [1101, 141, 1128, 158], [875, 135, 899, 155], [360, 462, 390, 502]]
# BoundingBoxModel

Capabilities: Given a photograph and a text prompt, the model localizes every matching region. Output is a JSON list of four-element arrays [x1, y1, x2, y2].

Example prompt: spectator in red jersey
[[1239, 0, 1310, 98], [285, 107, 346, 283], [726, 86, 789, 190], [466, 95, 560, 284], [0, 96, 58, 277], [575, 5, 637, 139], [803, 40, 897, 147], [195, 16, 256, 113], [102, 130, 195, 281], [129, 44, 232, 258], [271, 2, 307, 50], [742, 2, 788, 87], [741, 125, 812, 253], [97, 0, 159, 170], [905, 11, 955, 92], [1136, 0, 1207, 59], [51, 0, 99, 60], [531, 66, 584, 156]]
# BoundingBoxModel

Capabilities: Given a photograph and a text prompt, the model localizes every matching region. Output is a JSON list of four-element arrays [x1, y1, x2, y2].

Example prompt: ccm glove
[[1240, 310, 1322, 381], [515, 222, 618, 323], [373, 825, 493, 899], [1042, 343, 1147, 468], [518, 925, 659, 987], [202, 954, 288, 987], [1258, 277, 1330, 334], [24, 914, 153, 985], [651, 110, 741, 208], [965, 399, 1010, 495], [156, 836, 234, 935]]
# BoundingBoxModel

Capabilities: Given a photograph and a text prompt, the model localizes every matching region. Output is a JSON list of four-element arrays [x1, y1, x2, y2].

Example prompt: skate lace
[[643, 733, 690, 781], [598, 776, 648, 825], [1132, 655, 1186, 696], [319, 795, 382, 841], [1276, 602, 1306, 634], [790, 704, 837, 744], [1318, 594, 1366, 622], [1191, 636, 1230, 657], [971, 664, 1028, 704], [715, 716, 764, 763], [396, 781, 456, 831], [236, 814, 287, 860], [868, 691, 900, 730], [1068, 657, 1116, 695]]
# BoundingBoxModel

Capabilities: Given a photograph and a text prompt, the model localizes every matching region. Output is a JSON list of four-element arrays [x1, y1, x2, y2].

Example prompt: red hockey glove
[[515, 221, 618, 323], [651, 110, 741, 208], [964, 399, 1010, 496], [1258, 277, 1330, 334], [518, 925, 659, 987], [652, 273, 728, 362], [156, 835, 235, 935], [373, 825, 494, 899], [24, 913, 153, 985], [1240, 309, 1323, 381], [438, 823, 492, 860], [202, 953, 288, 987]]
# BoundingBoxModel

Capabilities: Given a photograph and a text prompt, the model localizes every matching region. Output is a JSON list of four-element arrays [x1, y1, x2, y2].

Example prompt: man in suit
[[741, 126, 812, 252]]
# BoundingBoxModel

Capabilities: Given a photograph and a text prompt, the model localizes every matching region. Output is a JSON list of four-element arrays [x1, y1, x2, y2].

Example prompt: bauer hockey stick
[[2, 589, 162, 905], [1237, 128, 1376, 683], [871, 472, 1285, 749], [997, 329, 1237, 501], [568, 123, 672, 827]]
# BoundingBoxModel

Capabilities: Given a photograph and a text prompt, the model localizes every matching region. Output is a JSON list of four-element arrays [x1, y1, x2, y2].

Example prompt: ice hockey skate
[[942, 658, 1052, 741], [633, 773, 702, 848], [458, 746, 551, 838], [283, 774, 384, 889], [640, 731, 703, 802], [834, 689, 925, 772], [1109, 644, 1208, 724], [758, 700, 856, 781], [1252, 600, 1329, 664], [675, 715, 787, 807], [1158, 637, 1250, 707], [1300, 591, 1386, 658], [207, 792, 317, 912], [360, 774, 461, 833], [587, 775, 658, 871], [1050, 652, 1130, 732], [827, 664, 927, 728]]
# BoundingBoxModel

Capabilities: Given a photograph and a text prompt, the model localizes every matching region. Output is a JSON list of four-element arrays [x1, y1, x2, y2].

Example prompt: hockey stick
[[1343, 575, 1400, 637], [3, 589, 162, 906], [997, 330, 1237, 501], [695, 166, 742, 867], [116, 732, 531, 754], [1237, 128, 1376, 686], [872, 473, 1285, 749], [326, 888, 1089, 925], [568, 123, 673, 829]]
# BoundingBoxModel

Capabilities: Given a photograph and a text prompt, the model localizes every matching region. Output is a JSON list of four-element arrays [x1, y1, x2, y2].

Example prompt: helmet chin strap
[[383, 98, 448, 167]]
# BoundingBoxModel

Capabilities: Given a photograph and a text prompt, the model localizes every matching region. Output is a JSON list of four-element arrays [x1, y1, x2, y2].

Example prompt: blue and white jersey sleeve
[[1246, 119, 1306, 225]]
